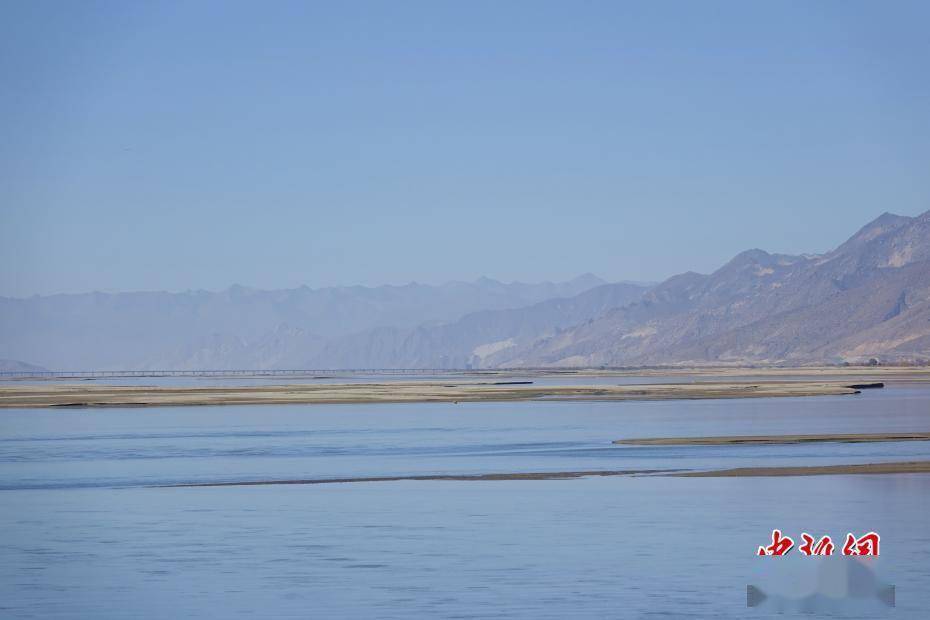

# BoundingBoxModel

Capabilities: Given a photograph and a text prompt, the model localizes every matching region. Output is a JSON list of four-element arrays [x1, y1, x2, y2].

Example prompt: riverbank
[[0, 380, 865, 408], [675, 460, 930, 477], [163, 460, 930, 487], [162, 469, 664, 487], [614, 432, 930, 446]]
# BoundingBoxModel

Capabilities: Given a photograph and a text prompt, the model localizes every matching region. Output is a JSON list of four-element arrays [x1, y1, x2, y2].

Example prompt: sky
[[2, 0, 929, 297]]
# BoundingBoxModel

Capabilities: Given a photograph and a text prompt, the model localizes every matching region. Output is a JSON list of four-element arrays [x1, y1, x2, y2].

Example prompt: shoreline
[[161, 469, 664, 487], [0, 380, 865, 408], [161, 460, 930, 488], [614, 432, 930, 446], [675, 460, 930, 477]]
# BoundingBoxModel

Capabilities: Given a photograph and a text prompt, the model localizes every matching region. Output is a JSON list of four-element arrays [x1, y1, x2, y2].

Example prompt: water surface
[[1, 383, 928, 617]]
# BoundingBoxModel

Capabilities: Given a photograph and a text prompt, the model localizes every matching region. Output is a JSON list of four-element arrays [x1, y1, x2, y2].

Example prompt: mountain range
[[2, 211, 929, 370], [0, 274, 610, 370], [491, 210, 930, 367]]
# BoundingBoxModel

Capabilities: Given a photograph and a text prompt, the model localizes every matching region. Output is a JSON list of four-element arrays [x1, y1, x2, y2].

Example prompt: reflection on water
[[0, 384, 929, 617]]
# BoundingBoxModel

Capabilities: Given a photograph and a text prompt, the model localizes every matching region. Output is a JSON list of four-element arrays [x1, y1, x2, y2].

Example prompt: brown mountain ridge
[[489, 210, 930, 367]]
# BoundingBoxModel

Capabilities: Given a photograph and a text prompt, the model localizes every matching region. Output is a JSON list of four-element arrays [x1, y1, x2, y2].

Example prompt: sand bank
[[675, 460, 930, 477], [163, 460, 930, 487], [0, 380, 864, 408], [614, 432, 930, 446], [162, 469, 662, 487], [541, 366, 930, 382]]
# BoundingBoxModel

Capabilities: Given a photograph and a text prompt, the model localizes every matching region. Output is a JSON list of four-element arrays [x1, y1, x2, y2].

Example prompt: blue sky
[[2, 0, 929, 296]]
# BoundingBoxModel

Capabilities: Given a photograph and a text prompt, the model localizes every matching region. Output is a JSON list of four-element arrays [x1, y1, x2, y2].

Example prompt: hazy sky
[[2, 1, 929, 297]]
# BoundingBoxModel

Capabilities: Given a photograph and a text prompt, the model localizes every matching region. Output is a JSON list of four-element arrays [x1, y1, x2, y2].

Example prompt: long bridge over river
[[0, 368, 505, 379]]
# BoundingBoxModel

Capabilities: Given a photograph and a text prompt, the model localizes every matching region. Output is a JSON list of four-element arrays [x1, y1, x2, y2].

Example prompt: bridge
[[0, 368, 495, 379]]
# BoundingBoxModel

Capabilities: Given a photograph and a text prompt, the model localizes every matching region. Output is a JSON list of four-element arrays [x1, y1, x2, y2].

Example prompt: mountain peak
[[716, 249, 773, 273], [474, 276, 501, 285], [733, 248, 770, 262], [843, 212, 912, 247], [568, 273, 606, 287], [822, 211, 930, 271]]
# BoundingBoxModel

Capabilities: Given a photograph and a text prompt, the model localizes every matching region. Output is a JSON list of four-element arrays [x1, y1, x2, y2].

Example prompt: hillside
[[495, 211, 930, 367]]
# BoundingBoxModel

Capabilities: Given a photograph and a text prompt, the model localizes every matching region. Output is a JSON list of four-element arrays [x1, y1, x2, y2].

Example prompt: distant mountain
[[494, 210, 930, 367], [0, 359, 49, 373], [5, 211, 927, 371], [0, 275, 606, 370], [305, 282, 650, 369]]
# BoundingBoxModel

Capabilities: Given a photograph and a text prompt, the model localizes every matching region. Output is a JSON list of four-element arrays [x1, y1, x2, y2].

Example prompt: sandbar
[[675, 460, 930, 477], [161, 460, 930, 487], [162, 469, 663, 487], [0, 380, 865, 408], [614, 432, 930, 446]]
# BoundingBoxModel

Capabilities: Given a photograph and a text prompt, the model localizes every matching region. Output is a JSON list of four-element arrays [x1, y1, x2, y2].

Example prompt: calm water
[[1, 383, 929, 617]]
